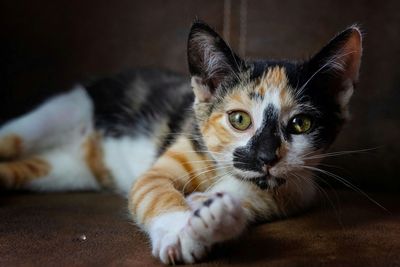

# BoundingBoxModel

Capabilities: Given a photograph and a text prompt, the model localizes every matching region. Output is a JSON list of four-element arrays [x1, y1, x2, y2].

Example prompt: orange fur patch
[[199, 153, 217, 182], [0, 157, 50, 188], [257, 85, 266, 96], [142, 190, 187, 223], [131, 181, 167, 212], [129, 169, 189, 224], [255, 66, 296, 110], [277, 142, 289, 160], [201, 112, 233, 153], [226, 91, 253, 108], [263, 66, 288, 88], [165, 151, 194, 175], [0, 134, 23, 159], [165, 149, 204, 192], [129, 137, 221, 225], [83, 133, 113, 189], [201, 113, 223, 135]]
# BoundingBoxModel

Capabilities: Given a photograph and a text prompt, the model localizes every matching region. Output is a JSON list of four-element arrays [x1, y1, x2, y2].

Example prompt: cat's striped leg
[[0, 157, 50, 188], [129, 137, 247, 264], [129, 166, 191, 264], [0, 133, 109, 191]]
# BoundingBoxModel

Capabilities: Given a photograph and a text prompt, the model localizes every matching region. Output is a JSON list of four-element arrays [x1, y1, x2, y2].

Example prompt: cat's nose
[[257, 150, 279, 167]]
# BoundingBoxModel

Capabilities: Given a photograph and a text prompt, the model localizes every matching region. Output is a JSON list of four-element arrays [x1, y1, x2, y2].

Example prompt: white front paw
[[150, 211, 189, 264], [150, 192, 246, 264], [150, 211, 210, 264], [186, 192, 246, 244]]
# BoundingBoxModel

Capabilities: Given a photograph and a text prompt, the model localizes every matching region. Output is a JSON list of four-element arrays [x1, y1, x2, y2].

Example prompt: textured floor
[[0, 190, 399, 267]]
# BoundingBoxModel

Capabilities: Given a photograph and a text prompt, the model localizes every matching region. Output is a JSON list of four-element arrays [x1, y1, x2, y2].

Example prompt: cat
[[0, 21, 362, 264]]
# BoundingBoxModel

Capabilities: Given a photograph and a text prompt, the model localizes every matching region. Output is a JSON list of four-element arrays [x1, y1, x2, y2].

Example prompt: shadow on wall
[[0, 0, 399, 191]]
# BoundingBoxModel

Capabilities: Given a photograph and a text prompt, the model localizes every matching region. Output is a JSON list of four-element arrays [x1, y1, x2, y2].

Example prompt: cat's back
[[85, 69, 194, 193], [85, 68, 193, 137]]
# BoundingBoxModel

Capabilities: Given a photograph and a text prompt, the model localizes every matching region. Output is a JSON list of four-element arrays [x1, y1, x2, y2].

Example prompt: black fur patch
[[233, 105, 280, 172]]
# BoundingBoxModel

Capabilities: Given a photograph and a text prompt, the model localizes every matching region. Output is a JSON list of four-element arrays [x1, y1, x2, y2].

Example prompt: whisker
[[292, 172, 343, 227], [302, 165, 389, 212], [203, 171, 234, 193], [301, 147, 380, 160], [182, 164, 232, 192], [296, 50, 357, 95]]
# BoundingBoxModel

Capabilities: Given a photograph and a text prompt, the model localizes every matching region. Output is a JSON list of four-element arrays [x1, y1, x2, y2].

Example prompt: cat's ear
[[188, 21, 244, 102], [306, 25, 362, 110]]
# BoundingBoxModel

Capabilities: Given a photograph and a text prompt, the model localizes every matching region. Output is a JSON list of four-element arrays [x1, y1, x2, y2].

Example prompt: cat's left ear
[[187, 21, 245, 103], [306, 25, 363, 111]]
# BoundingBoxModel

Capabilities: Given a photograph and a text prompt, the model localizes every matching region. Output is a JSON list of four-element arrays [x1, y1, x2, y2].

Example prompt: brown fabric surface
[[0, 191, 399, 267]]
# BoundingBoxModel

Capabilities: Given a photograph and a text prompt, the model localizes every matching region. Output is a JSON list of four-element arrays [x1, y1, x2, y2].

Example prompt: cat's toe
[[157, 233, 182, 264], [187, 192, 246, 244], [179, 230, 209, 264], [155, 230, 209, 264]]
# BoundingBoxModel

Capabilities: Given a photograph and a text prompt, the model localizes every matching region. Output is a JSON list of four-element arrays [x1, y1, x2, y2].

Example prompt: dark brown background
[[0, 0, 399, 192]]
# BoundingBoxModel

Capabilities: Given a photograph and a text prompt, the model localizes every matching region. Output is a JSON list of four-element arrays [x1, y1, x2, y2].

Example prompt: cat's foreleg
[[131, 176, 248, 264], [128, 138, 248, 264]]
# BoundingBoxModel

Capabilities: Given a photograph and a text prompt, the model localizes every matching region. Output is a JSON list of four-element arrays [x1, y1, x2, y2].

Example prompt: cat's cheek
[[286, 136, 313, 163], [269, 167, 280, 177]]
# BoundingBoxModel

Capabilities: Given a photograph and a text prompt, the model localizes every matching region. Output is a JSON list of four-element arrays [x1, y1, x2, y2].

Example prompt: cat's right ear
[[187, 21, 244, 102]]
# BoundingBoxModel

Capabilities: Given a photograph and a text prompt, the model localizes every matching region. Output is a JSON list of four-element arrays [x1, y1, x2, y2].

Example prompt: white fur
[[1, 86, 100, 191], [102, 136, 157, 195], [0, 86, 92, 154], [28, 144, 100, 191], [150, 192, 246, 264], [149, 211, 191, 263]]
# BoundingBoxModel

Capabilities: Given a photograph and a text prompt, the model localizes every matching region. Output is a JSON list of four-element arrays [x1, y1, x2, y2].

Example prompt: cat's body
[[0, 69, 191, 193], [0, 22, 362, 264]]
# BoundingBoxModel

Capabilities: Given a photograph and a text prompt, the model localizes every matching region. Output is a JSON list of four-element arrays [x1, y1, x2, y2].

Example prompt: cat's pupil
[[294, 117, 303, 126], [236, 114, 243, 124]]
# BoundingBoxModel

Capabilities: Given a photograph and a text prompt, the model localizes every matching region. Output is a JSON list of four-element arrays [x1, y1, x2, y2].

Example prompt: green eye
[[289, 115, 312, 134], [228, 111, 252, 131]]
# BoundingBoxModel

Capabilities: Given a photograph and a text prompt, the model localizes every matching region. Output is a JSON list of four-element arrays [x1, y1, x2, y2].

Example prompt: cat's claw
[[152, 228, 206, 264]]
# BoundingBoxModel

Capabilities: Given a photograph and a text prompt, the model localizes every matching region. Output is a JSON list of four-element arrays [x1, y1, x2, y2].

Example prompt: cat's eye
[[288, 114, 312, 134], [228, 111, 252, 131]]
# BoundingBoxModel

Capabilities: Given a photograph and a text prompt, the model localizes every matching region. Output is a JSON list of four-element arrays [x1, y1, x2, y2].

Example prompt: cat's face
[[188, 22, 362, 189]]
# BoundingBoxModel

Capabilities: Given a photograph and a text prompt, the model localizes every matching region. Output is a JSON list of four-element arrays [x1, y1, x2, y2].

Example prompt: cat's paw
[[150, 211, 207, 264], [186, 192, 246, 244], [150, 192, 246, 264], [154, 229, 209, 264]]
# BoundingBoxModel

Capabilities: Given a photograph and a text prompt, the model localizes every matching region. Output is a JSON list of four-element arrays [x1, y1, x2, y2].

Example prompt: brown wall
[[1, 0, 399, 192]]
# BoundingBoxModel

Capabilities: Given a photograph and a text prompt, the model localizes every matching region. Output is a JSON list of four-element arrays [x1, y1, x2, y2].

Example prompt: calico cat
[[0, 22, 362, 264]]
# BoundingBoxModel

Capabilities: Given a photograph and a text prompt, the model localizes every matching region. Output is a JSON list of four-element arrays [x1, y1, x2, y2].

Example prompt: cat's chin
[[250, 175, 286, 190], [234, 173, 286, 190]]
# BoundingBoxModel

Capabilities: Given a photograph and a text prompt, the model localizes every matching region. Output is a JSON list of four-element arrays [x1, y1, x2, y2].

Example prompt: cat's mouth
[[231, 165, 287, 190], [250, 175, 286, 190]]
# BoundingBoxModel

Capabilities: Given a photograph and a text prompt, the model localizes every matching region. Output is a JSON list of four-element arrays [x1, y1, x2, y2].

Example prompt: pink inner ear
[[337, 28, 363, 82], [191, 77, 213, 103]]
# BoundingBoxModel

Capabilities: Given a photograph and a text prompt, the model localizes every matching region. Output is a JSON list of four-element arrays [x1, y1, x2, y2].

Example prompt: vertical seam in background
[[223, 0, 232, 43], [239, 0, 247, 57]]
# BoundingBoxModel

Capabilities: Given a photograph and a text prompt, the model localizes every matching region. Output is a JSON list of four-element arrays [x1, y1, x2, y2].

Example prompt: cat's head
[[188, 22, 362, 189]]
